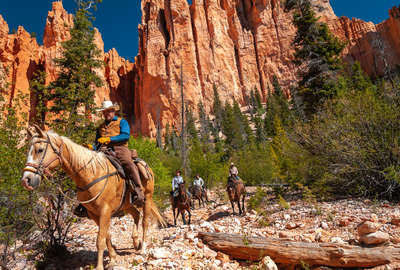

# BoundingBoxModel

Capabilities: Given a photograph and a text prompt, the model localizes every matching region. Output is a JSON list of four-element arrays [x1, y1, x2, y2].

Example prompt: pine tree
[[349, 62, 374, 92], [233, 100, 253, 145], [254, 113, 265, 144], [255, 88, 263, 110], [285, 0, 345, 116], [222, 102, 234, 147], [198, 101, 210, 144], [185, 105, 198, 141], [212, 84, 223, 132], [45, 0, 104, 142], [30, 70, 48, 125]]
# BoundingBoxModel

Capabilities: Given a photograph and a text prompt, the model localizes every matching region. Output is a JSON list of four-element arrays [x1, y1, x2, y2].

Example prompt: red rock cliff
[[0, 2, 134, 123], [1, 1, 400, 137]]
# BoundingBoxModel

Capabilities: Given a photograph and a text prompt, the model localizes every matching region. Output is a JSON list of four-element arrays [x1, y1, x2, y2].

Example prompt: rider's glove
[[97, 137, 111, 144], [85, 144, 93, 150]]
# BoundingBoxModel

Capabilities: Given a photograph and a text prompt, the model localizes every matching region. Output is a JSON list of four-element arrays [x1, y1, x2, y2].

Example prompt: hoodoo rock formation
[[0, 1, 400, 136], [0, 2, 134, 124]]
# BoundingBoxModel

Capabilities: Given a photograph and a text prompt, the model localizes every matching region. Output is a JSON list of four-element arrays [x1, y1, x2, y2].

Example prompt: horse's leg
[[187, 208, 191, 225], [125, 207, 142, 250], [173, 206, 177, 226], [87, 211, 116, 269], [230, 200, 235, 215], [237, 199, 242, 215], [141, 193, 152, 252], [181, 209, 186, 225], [242, 193, 246, 214], [93, 210, 113, 270]]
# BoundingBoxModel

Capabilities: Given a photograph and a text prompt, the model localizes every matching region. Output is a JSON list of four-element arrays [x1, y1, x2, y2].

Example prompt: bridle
[[23, 134, 64, 178], [22, 133, 126, 208]]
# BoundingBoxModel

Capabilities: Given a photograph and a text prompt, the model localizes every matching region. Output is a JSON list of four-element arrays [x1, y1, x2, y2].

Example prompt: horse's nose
[[21, 176, 35, 191]]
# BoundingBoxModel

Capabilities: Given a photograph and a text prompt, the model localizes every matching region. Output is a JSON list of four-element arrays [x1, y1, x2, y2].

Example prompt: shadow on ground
[[206, 211, 230, 222]]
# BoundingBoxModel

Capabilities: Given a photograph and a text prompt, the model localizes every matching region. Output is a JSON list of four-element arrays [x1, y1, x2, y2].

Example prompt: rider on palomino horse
[[95, 101, 145, 207]]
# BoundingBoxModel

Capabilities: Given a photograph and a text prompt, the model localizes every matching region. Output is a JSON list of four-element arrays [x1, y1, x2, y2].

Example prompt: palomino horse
[[189, 185, 208, 209], [227, 176, 246, 215], [170, 182, 191, 225], [20, 125, 165, 270]]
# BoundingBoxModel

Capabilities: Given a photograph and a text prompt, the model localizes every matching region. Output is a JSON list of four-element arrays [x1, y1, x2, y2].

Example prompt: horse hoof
[[106, 264, 117, 270], [133, 239, 142, 250]]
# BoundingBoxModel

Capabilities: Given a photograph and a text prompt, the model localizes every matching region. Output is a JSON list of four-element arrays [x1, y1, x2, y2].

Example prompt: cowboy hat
[[97, 100, 120, 112]]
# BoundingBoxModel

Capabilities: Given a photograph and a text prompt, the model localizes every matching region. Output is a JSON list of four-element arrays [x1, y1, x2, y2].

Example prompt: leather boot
[[130, 164, 145, 207], [73, 204, 88, 218]]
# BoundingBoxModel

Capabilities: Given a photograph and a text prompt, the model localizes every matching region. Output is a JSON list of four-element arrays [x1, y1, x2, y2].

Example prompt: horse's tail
[[149, 199, 167, 228]]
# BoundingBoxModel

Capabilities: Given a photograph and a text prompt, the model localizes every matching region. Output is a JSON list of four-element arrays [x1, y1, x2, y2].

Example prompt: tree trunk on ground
[[198, 232, 400, 268]]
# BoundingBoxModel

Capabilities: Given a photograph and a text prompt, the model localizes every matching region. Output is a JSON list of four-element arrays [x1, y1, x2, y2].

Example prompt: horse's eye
[[37, 148, 44, 153]]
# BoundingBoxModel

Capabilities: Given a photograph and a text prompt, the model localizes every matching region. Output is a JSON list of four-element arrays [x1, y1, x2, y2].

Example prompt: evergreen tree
[[233, 100, 253, 145], [185, 105, 198, 141], [30, 70, 48, 125], [198, 101, 210, 144], [264, 95, 277, 137], [222, 102, 234, 147], [249, 89, 256, 117], [254, 113, 265, 144], [212, 84, 223, 133], [45, 0, 104, 142], [349, 62, 374, 92], [285, 0, 345, 116], [255, 88, 263, 110]]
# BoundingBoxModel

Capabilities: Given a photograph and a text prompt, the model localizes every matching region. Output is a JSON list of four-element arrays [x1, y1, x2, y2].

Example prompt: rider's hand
[[84, 144, 93, 150], [97, 137, 111, 144]]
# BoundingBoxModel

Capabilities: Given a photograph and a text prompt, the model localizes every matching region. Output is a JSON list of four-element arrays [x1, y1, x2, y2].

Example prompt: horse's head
[[178, 182, 186, 196], [21, 125, 63, 191]]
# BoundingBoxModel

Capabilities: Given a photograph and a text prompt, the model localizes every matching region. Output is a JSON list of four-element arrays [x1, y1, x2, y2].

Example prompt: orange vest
[[98, 117, 128, 147]]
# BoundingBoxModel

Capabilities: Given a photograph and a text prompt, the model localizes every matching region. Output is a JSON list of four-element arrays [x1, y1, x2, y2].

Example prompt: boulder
[[260, 256, 278, 270], [359, 231, 389, 245], [357, 221, 381, 236]]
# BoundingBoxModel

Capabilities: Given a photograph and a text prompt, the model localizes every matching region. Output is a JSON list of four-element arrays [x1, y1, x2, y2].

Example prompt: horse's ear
[[33, 124, 46, 138], [26, 128, 33, 139]]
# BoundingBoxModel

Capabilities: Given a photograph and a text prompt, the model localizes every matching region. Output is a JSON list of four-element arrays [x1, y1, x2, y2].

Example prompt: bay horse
[[170, 182, 191, 225], [189, 185, 208, 209], [20, 125, 165, 270], [227, 176, 246, 215]]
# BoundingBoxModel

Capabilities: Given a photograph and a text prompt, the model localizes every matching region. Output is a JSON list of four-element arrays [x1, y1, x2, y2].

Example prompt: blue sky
[[0, 0, 398, 61]]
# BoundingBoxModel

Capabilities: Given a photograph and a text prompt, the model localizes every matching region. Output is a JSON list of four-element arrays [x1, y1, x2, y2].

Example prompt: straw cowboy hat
[[97, 100, 120, 112]]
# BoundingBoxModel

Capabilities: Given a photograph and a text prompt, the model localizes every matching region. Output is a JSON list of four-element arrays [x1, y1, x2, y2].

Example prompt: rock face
[[1, 1, 400, 136], [133, 1, 400, 136]]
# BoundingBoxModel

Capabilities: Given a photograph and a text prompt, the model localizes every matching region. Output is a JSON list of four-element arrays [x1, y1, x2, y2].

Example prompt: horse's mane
[[47, 131, 109, 175]]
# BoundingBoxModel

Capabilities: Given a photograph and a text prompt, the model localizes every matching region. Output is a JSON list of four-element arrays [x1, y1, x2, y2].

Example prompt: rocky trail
[[7, 187, 400, 269]]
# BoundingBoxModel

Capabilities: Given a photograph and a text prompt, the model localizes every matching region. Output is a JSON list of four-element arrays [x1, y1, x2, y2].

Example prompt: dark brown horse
[[170, 182, 191, 225], [227, 176, 246, 215], [189, 185, 208, 209]]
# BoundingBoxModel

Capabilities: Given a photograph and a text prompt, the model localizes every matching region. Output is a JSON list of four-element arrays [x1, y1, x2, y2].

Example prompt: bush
[[232, 144, 273, 186], [291, 84, 400, 200], [128, 137, 172, 206]]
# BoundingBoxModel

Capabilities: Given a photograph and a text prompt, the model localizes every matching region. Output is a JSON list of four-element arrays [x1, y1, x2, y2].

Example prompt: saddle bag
[[134, 158, 151, 180]]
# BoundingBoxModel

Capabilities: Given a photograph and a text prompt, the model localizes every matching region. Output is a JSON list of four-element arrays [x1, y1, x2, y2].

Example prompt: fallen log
[[198, 232, 400, 268]]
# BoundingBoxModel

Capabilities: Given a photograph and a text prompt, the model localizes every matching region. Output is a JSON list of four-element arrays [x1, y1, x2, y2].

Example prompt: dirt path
[[7, 187, 400, 269]]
